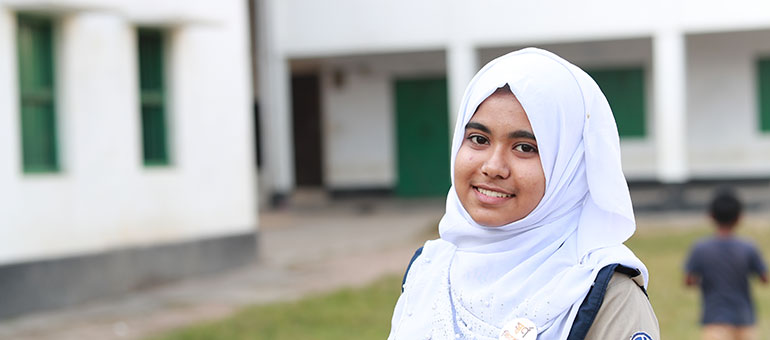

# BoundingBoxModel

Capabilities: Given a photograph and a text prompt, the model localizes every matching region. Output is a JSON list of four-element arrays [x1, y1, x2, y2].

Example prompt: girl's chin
[[468, 209, 522, 227]]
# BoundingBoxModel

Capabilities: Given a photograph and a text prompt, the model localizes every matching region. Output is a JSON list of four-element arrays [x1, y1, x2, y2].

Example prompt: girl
[[388, 48, 659, 340]]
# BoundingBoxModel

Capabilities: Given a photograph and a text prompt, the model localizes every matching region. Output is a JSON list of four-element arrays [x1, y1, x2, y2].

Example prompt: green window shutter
[[138, 28, 169, 166], [586, 68, 646, 138], [758, 58, 770, 132], [17, 15, 59, 173]]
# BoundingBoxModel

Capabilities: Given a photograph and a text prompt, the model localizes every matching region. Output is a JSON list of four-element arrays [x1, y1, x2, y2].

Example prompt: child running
[[685, 188, 768, 340]]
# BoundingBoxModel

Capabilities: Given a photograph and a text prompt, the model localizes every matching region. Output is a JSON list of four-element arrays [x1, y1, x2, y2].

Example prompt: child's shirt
[[685, 236, 767, 325]]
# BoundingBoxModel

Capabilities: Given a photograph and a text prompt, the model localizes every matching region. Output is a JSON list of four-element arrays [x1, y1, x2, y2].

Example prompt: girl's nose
[[480, 148, 510, 179]]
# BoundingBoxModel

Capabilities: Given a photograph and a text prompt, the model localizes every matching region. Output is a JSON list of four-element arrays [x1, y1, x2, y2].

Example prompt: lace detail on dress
[[430, 264, 458, 340], [449, 280, 501, 340]]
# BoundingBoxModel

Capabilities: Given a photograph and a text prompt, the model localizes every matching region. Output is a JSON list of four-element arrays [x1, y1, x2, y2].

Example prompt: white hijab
[[437, 48, 648, 339]]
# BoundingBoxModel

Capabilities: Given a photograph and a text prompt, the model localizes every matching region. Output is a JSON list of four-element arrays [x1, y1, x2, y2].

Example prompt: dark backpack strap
[[566, 264, 648, 340], [566, 263, 619, 340], [401, 246, 424, 292]]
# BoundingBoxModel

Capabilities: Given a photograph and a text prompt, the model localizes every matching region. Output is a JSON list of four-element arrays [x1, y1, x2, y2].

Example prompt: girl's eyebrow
[[466, 122, 536, 141], [509, 130, 536, 141], [465, 121, 490, 133]]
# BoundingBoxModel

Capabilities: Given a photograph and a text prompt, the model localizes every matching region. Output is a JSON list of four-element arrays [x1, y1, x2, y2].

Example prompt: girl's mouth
[[474, 186, 514, 198]]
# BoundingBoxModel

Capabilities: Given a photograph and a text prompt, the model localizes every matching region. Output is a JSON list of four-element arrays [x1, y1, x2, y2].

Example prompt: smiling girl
[[387, 48, 659, 340], [454, 86, 544, 227]]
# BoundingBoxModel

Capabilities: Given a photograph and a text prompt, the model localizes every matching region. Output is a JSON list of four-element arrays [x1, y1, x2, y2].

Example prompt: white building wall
[[0, 0, 256, 265], [276, 0, 770, 56], [320, 52, 445, 189], [681, 0, 770, 33], [275, 1, 666, 58], [276, 0, 451, 58], [687, 30, 770, 177], [322, 70, 395, 189]]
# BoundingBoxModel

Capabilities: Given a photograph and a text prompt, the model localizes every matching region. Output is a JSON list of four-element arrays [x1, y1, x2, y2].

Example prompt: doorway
[[291, 74, 323, 187]]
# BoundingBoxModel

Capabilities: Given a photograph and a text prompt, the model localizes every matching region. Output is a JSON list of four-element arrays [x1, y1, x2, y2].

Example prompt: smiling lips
[[473, 186, 514, 202]]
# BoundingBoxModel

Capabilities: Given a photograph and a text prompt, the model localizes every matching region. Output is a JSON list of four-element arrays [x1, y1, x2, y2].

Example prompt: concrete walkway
[[0, 199, 444, 340]]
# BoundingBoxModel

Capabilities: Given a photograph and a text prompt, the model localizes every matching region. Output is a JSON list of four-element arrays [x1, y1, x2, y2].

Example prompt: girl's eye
[[468, 135, 489, 145], [514, 143, 538, 153]]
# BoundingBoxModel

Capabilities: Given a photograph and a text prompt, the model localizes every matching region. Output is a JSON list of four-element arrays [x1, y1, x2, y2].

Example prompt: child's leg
[[702, 324, 737, 340], [735, 326, 756, 340]]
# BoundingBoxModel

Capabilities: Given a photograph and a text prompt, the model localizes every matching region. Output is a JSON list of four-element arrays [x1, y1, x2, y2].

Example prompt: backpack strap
[[401, 246, 424, 292], [566, 264, 645, 340]]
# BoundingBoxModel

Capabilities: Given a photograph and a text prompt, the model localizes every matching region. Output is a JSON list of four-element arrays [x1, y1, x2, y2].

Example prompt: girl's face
[[454, 91, 546, 227]]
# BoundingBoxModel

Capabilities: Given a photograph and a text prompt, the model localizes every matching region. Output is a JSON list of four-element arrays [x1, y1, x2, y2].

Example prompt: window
[[17, 15, 58, 173], [758, 58, 770, 133], [586, 67, 646, 138], [138, 28, 169, 166]]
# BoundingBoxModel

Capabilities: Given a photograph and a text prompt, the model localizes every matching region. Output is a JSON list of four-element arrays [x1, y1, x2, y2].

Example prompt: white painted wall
[[681, 0, 770, 34], [0, 0, 256, 265], [275, 0, 451, 58], [320, 52, 445, 189], [322, 71, 394, 189], [274, 0, 770, 59], [274, 0, 662, 58], [687, 30, 770, 177]]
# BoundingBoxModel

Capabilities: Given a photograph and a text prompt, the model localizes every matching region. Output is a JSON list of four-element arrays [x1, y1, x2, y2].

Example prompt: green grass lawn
[[151, 221, 770, 340], [148, 274, 403, 340]]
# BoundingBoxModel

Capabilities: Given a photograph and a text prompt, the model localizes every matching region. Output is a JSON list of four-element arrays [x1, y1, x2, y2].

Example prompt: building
[[256, 0, 770, 204], [0, 0, 257, 317]]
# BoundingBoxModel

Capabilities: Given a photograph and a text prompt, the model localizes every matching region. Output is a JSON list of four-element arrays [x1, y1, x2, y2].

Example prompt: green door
[[394, 78, 450, 197]]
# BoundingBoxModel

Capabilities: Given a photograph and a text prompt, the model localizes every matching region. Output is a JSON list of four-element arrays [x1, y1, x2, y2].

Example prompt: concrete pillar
[[446, 41, 476, 129], [256, 0, 294, 203], [652, 29, 688, 184]]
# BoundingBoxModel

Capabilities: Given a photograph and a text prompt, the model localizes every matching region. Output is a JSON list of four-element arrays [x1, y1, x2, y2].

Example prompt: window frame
[[17, 13, 60, 174], [137, 27, 171, 167], [757, 57, 770, 133]]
